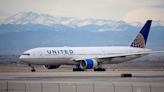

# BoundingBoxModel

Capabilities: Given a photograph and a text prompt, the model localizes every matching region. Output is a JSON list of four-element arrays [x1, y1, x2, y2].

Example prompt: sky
[[0, 0, 164, 23]]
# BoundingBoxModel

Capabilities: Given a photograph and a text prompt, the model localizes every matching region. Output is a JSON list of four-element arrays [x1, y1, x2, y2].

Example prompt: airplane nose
[[19, 55, 24, 61]]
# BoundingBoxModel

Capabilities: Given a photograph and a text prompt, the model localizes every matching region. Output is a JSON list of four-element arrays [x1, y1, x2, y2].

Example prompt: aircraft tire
[[73, 68, 84, 71], [31, 69, 36, 72], [94, 68, 106, 71]]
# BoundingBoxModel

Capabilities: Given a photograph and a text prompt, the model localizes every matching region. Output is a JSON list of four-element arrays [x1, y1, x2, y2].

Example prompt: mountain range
[[1, 11, 136, 33], [1, 12, 133, 27], [0, 11, 164, 55]]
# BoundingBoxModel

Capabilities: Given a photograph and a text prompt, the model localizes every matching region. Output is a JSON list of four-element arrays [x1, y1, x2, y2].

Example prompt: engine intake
[[80, 59, 98, 69]]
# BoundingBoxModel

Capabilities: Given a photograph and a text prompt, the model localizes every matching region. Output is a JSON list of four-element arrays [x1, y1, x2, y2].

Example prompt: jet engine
[[44, 65, 60, 69], [80, 59, 98, 69]]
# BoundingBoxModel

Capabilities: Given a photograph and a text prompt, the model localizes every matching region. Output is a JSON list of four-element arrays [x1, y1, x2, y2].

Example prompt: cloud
[[121, 7, 164, 24]]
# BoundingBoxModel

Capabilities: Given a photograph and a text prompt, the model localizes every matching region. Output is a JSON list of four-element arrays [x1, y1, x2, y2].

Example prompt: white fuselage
[[19, 20, 153, 71], [19, 46, 151, 65]]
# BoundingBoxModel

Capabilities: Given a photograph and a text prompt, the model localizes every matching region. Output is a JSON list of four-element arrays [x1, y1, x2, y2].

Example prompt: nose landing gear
[[29, 64, 36, 72]]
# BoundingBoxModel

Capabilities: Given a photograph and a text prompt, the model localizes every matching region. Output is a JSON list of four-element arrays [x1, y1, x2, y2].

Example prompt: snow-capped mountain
[[1, 11, 164, 34], [0, 12, 164, 55], [2, 11, 164, 28], [2, 12, 129, 28], [3, 12, 70, 25], [1, 12, 164, 27]]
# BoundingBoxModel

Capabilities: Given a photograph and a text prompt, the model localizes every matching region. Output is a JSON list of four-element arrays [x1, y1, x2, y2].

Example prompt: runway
[[0, 71, 164, 80], [0, 71, 164, 84], [0, 71, 164, 92]]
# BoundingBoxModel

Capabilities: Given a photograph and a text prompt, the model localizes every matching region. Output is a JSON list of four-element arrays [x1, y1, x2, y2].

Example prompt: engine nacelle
[[80, 59, 98, 69], [44, 65, 60, 69]]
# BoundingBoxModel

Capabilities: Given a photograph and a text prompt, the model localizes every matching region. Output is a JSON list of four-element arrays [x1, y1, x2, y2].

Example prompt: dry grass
[[0, 64, 164, 72], [0, 64, 74, 72]]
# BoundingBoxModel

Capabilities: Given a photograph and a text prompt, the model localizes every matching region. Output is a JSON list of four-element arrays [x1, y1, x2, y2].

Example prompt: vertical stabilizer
[[130, 20, 152, 48]]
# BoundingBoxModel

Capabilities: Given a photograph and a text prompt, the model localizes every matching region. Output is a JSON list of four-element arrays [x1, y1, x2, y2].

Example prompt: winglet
[[130, 20, 152, 48]]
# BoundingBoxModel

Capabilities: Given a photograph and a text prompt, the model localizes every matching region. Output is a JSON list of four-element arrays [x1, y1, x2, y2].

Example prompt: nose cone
[[19, 55, 24, 61], [19, 55, 29, 64]]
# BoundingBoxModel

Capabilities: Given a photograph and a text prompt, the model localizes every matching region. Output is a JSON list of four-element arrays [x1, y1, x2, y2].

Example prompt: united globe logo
[[131, 33, 145, 48]]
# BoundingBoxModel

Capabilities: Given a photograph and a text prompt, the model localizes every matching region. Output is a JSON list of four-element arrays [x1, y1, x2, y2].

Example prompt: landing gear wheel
[[31, 68, 36, 72], [121, 73, 132, 77], [73, 65, 85, 71], [73, 68, 84, 71], [94, 62, 106, 71], [94, 68, 106, 71], [31, 65, 36, 72]]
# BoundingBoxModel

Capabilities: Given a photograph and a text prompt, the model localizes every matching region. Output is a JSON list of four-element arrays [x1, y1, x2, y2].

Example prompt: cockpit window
[[23, 53, 30, 56]]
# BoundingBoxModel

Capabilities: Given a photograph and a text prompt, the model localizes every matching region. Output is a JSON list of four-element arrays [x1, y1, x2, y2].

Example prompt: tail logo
[[130, 33, 145, 48], [130, 20, 152, 48]]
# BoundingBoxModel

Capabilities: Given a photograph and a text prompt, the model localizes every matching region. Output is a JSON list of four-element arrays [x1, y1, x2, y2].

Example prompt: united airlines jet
[[20, 20, 155, 72]]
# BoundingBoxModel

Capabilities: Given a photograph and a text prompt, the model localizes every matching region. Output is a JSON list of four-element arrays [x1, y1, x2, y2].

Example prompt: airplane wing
[[74, 50, 164, 61], [98, 50, 164, 59]]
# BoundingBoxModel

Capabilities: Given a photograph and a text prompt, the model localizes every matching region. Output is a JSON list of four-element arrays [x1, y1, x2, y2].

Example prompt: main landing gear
[[73, 65, 84, 71], [73, 67, 106, 72], [94, 62, 106, 71], [73, 64, 106, 72], [94, 68, 106, 71]]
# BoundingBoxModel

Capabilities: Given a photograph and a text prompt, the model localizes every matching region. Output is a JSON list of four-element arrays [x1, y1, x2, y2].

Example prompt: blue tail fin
[[130, 20, 152, 48]]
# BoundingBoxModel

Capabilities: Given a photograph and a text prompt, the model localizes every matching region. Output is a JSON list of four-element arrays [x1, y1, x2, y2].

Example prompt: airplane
[[20, 20, 155, 72]]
